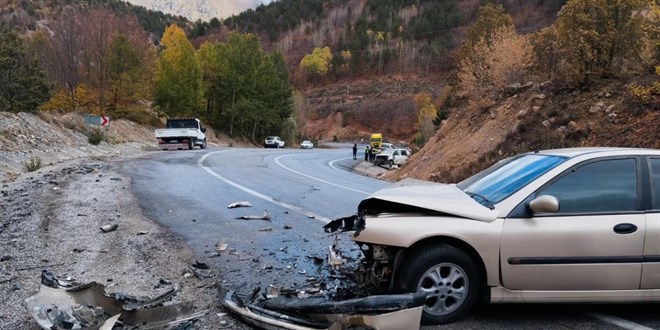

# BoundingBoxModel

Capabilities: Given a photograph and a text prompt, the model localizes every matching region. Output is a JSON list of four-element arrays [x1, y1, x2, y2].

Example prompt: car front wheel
[[394, 244, 480, 325]]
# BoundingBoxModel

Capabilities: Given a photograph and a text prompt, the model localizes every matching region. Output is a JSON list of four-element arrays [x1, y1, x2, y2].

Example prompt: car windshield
[[457, 154, 566, 207]]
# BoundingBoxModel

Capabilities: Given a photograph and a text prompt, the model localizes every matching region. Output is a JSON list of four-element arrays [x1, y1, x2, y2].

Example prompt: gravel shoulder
[[0, 154, 245, 329]]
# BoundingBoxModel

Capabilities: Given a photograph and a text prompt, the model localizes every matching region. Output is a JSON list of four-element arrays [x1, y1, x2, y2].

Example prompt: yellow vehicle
[[369, 133, 382, 149]]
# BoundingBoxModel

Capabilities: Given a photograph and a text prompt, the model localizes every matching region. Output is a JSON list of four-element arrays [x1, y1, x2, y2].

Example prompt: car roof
[[533, 147, 660, 158]]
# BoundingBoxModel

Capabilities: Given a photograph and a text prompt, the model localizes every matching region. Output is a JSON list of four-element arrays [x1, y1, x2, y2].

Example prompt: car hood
[[359, 179, 498, 222]]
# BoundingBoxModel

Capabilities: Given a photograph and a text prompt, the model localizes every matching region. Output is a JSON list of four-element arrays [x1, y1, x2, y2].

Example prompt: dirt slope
[[387, 79, 660, 183], [298, 75, 438, 143]]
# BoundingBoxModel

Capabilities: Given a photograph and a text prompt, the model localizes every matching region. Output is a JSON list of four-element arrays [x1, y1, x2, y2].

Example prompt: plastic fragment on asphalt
[[237, 211, 270, 221], [266, 285, 280, 299], [328, 245, 344, 269], [100, 224, 118, 233], [216, 242, 228, 252], [228, 201, 253, 208], [259, 227, 273, 232]]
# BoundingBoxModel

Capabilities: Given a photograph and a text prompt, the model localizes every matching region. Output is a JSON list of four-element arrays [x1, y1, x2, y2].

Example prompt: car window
[[651, 158, 660, 210], [538, 158, 638, 214], [458, 154, 566, 206]]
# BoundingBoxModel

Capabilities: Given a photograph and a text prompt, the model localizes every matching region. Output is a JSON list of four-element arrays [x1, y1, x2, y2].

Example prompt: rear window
[[166, 120, 197, 129]]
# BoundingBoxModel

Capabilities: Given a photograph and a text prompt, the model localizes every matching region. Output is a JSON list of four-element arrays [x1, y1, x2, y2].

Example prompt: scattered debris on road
[[228, 201, 253, 208], [236, 211, 270, 221], [100, 223, 118, 233], [26, 271, 207, 330]]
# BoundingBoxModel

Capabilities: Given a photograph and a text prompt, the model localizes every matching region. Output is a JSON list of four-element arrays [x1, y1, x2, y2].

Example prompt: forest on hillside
[[0, 0, 658, 148]]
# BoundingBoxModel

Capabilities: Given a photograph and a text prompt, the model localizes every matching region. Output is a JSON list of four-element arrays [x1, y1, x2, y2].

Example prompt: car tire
[[388, 160, 394, 168], [394, 244, 481, 325], [201, 139, 206, 149], [188, 139, 194, 150]]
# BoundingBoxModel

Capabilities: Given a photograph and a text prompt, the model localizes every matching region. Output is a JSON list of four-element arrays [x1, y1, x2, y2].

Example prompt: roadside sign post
[[83, 115, 110, 142]]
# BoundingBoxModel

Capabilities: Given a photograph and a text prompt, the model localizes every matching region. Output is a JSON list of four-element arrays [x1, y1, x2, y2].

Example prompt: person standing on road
[[352, 144, 358, 160], [364, 146, 370, 161]]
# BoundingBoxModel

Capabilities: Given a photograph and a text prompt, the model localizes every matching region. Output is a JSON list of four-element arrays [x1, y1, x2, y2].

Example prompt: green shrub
[[88, 128, 104, 145], [23, 156, 42, 172]]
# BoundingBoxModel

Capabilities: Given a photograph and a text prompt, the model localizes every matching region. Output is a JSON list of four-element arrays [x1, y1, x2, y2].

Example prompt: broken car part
[[220, 288, 424, 330], [26, 271, 206, 329]]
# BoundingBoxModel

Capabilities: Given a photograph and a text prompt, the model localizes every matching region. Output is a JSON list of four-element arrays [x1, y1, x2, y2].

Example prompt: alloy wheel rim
[[417, 263, 468, 316]]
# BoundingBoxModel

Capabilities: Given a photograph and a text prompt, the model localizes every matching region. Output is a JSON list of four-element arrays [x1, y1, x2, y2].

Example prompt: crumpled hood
[[359, 179, 498, 222]]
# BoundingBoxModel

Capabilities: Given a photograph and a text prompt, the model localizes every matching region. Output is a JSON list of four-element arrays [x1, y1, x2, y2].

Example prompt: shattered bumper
[[220, 288, 425, 330]]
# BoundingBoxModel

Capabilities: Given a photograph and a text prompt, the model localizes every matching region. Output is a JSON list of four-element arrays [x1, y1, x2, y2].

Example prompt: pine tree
[[0, 28, 51, 113]]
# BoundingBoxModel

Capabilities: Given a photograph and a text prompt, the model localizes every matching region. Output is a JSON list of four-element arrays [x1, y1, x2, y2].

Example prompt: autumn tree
[[413, 93, 437, 147], [456, 6, 531, 98], [459, 3, 514, 59], [104, 34, 154, 111], [299, 46, 332, 78], [35, 6, 156, 114], [0, 28, 51, 112], [153, 24, 203, 117], [532, 0, 648, 85], [42, 7, 85, 109]]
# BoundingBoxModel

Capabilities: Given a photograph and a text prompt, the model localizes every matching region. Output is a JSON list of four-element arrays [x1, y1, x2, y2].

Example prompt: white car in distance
[[300, 140, 314, 149], [264, 136, 285, 148]]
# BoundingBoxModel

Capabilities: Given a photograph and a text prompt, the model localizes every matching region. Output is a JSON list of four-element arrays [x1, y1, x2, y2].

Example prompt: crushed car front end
[[324, 179, 504, 324]]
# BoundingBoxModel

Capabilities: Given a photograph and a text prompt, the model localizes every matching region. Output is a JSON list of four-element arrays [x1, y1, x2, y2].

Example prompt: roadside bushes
[[23, 156, 42, 172], [87, 128, 104, 145]]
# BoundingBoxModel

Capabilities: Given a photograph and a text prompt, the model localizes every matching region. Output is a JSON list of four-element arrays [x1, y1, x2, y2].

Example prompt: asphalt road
[[121, 147, 660, 330]]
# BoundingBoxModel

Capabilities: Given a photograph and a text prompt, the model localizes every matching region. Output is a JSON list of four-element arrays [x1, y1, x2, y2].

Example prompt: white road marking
[[587, 312, 655, 330], [275, 155, 371, 195], [198, 151, 330, 223]]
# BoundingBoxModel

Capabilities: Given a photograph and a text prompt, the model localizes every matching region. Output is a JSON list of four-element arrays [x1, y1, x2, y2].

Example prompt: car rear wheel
[[394, 244, 480, 325], [201, 139, 207, 149]]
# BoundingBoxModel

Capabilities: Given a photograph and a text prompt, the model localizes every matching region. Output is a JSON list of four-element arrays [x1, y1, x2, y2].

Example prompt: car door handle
[[613, 223, 637, 234]]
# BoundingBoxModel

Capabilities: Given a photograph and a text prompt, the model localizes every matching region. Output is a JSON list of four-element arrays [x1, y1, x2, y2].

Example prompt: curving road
[[120, 147, 660, 330], [120, 146, 388, 290]]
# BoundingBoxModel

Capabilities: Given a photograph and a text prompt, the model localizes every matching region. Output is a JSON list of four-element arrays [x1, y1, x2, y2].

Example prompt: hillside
[[389, 79, 660, 183]]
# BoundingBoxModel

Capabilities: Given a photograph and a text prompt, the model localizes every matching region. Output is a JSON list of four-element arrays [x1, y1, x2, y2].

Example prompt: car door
[[501, 157, 644, 290], [642, 157, 660, 289]]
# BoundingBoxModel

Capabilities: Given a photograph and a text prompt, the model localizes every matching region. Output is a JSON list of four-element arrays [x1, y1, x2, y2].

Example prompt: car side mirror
[[201, 127, 207, 133], [529, 195, 559, 214]]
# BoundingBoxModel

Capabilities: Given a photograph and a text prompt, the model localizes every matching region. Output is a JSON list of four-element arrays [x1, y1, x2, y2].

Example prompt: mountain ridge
[[124, 0, 272, 21]]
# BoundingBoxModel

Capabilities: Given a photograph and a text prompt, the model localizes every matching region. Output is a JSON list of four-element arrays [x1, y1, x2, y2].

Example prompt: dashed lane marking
[[198, 151, 330, 223], [587, 312, 655, 330], [275, 155, 371, 195]]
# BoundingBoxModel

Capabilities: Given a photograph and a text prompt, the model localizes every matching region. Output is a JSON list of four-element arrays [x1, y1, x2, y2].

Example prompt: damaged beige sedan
[[326, 147, 660, 324]]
